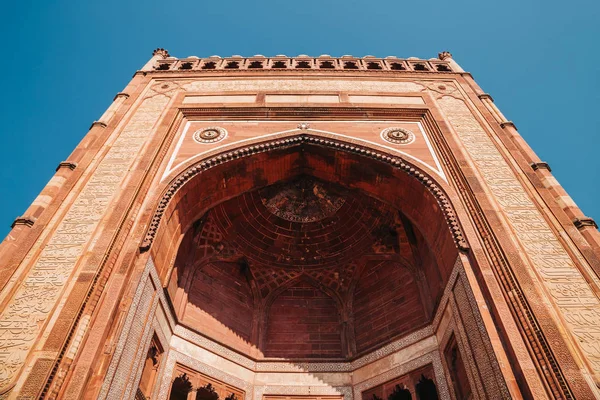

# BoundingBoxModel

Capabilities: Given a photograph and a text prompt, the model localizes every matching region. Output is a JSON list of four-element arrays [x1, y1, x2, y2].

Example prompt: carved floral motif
[[380, 127, 416, 145], [193, 127, 228, 144]]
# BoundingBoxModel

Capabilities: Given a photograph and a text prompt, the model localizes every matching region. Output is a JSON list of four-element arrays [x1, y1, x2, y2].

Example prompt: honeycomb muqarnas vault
[[1, 49, 600, 400]]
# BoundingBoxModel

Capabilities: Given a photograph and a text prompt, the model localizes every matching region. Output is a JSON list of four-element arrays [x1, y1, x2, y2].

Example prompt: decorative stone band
[[55, 161, 77, 172], [11, 216, 35, 228], [148, 55, 454, 74], [530, 162, 552, 172], [573, 217, 598, 230], [140, 135, 469, 252]]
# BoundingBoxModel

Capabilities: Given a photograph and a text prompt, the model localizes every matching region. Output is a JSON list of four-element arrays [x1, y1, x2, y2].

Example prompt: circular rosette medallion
[[193, 127, 228, 144], [380, 127, 416, 145]]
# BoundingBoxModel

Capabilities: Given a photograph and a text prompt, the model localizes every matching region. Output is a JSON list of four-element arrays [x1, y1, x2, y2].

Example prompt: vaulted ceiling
[[170, 176, 442, 359]]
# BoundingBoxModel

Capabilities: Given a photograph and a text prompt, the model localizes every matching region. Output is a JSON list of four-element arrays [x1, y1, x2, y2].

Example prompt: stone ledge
[[478, 93, 494, 101]]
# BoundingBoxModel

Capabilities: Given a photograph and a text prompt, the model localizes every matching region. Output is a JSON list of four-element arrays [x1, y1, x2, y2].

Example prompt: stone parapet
[[145, 54, 456, 74]]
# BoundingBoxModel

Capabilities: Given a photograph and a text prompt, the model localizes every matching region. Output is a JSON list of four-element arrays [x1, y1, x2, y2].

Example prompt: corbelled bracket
[[478, 93, 494, 101], [530, 162, 551, 172], [500, 121, 517, 129], [573, 217, 598, 230], [56, 161, 77, 172], [90, 121, 107, 130], [11, 216, 35, 228]]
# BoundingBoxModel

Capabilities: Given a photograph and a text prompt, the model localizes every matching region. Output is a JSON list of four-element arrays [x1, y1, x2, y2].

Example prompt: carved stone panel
[[0, 91, 172, 391]]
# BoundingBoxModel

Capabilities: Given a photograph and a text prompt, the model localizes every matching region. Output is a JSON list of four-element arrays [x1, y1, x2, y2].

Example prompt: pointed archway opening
[[147, 137, 464, 360]]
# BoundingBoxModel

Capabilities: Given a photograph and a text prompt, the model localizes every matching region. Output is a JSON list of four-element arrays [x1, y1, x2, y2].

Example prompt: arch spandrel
[[160, 121, 448, 185]]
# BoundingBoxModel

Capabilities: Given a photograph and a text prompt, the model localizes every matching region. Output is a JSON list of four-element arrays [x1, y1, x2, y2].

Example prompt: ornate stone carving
[[353, 352, 450, 400], [438, 94, 600, 384], [157, 351, 251, 400], [193, 127, 228, 144], [380, 127, 416, 145], [179, 80, 425, 94], [0, 87, 173, 392], [259, 177, 345, 223]]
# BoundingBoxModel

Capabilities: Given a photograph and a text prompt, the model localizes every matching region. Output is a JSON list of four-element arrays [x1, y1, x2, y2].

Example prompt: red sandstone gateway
[[0, 49, 599, 399]]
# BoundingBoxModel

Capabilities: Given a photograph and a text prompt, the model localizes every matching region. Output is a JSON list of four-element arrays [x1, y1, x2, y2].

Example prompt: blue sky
[[0, 0, 598, 239]]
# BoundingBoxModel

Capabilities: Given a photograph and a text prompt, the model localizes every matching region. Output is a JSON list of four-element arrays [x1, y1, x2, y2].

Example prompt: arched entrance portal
[[121, 136, 509, 400]]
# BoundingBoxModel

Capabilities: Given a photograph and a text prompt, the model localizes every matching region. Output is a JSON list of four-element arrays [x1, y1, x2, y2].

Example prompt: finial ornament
[[153, 48, 170, 58], [438, 51, 452, 60]]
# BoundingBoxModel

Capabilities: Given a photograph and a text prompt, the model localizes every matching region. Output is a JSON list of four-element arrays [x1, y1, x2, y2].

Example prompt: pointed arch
[[141, 134, 468, 289]]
